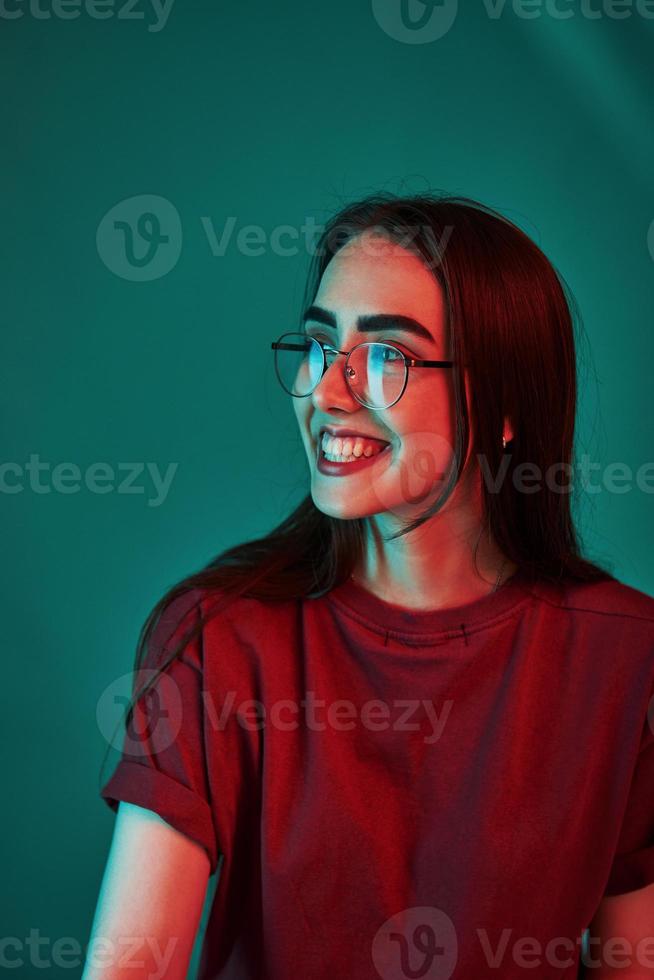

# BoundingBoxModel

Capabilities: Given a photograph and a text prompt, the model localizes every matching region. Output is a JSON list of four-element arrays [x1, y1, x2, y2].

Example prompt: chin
[[311, 496, 358, 520], [309, 490, 373, 521]]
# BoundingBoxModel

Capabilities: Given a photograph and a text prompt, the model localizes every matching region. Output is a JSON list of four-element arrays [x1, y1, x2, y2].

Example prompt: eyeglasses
[[270, 332, 455, 410]]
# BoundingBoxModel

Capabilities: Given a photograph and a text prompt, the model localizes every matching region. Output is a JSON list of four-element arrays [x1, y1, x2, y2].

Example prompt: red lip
[[318, 425, 390, 444]]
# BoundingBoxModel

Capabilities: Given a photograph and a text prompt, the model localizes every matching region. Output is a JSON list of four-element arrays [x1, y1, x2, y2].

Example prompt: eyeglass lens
[[274, 333, 406, 410]]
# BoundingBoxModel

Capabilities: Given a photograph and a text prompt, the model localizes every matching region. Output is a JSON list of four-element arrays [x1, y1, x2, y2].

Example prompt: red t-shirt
[[100, 567, 654, 979]]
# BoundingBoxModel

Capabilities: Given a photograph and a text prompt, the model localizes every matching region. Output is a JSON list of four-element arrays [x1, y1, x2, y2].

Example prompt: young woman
[[85, 192, 654, 979]]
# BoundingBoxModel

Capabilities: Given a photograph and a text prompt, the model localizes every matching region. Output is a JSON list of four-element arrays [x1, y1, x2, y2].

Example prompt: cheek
[[367, 429, 458, 516], [385, 395, 453, 451], [378, 396, 457, 495], [390, 430, 456, 475]]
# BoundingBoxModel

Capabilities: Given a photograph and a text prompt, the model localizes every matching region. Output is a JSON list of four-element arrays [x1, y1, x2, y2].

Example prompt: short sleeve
[[100, 588, 219, 874], [603, 695, 654, 897]]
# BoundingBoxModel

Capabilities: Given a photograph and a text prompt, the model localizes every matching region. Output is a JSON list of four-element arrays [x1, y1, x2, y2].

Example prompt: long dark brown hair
[[99, 190, 615, 786]]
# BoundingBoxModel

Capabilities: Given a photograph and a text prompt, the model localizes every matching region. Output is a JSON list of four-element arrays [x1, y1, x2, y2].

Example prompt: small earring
[[502, 435, 507, 450]]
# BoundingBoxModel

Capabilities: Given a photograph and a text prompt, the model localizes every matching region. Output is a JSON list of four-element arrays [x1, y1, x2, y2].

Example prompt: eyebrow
[[301, 305, 435, 344]]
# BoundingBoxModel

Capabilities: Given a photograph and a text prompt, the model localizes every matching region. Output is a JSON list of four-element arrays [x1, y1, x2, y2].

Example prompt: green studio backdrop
[[2, 1, 653, 976]]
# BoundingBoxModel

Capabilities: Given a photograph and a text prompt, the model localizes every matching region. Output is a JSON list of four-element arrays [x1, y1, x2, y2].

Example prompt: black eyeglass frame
[[270, 332, 455, 410]]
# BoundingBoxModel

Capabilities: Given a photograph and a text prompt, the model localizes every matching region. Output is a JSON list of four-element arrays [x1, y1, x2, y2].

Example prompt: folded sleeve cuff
[[100, 761, 219, 875]]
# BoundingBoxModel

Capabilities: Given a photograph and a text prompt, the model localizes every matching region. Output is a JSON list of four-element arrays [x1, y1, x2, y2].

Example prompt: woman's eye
[[306, 335, 410, 357], [381, 342, 409, 357]]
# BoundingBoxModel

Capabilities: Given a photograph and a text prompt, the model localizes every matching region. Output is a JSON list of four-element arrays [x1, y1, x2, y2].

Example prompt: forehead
[[313, 231, 445, 340]]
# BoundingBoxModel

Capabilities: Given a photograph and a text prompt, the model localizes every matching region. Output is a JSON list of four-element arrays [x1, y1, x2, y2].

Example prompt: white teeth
[[321, 433, 387, 459]]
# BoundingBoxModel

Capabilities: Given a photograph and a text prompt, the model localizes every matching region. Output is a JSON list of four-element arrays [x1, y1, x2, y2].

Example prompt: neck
[[350, 518, 516, 612]]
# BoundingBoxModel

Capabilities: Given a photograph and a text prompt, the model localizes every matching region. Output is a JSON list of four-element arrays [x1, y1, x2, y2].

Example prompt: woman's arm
[[82, 801, 211, 980], [583, 881, 654, 978]]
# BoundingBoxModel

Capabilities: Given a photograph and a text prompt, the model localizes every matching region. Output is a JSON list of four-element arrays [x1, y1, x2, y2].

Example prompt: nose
[[311, 350, 359, 412]]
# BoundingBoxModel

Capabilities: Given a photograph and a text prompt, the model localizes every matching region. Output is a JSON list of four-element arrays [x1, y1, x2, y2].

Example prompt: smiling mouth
[[318, 431, 391, 460], [320, 444, 389, 463], [315, 441, 393, 475]]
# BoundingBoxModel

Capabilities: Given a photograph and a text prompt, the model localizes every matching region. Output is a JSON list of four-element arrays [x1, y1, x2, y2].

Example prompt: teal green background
[[2, 1, 653, 976]]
